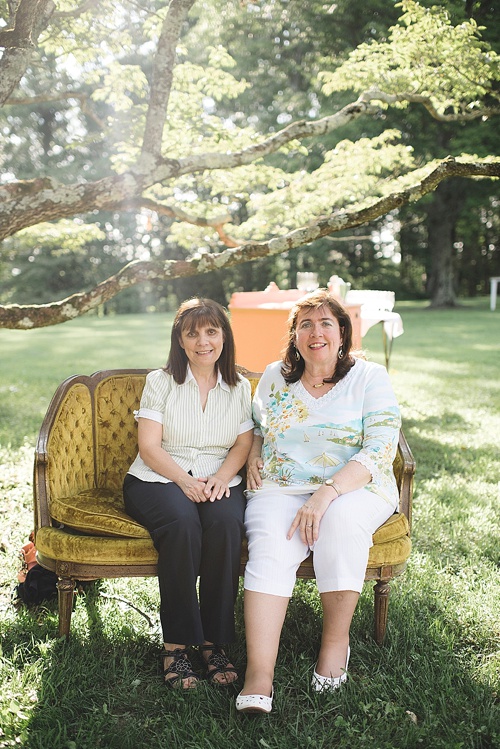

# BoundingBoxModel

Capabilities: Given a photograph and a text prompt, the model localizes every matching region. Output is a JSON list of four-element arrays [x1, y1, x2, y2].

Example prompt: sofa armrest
[[396, 429, 415, 529], [34, 377, 94, 537]]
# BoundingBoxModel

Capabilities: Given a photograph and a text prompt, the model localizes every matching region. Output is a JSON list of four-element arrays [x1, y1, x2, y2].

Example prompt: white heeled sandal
[[235, 687, 274, 714], [311, 646, 350, 692]]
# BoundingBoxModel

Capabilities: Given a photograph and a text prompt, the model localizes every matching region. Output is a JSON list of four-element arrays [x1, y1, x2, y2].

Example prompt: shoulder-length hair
[[165, 298, 239, 386], [281, 288, 355, 385]]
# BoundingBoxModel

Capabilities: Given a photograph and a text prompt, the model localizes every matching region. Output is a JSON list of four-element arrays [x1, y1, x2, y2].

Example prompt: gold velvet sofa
[[34, 368, 415, 643]]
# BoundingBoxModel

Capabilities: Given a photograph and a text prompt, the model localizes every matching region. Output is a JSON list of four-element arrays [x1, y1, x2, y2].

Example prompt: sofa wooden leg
[[374, 580, 390, 645], [56, 577, 75, 639]]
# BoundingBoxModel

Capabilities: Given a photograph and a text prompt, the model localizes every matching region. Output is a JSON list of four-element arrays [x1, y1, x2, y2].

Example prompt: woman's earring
[[294, 347, 301, 361], [338, 345, 344, 359]]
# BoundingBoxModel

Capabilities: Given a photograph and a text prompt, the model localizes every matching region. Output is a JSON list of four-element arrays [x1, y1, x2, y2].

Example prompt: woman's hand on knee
[[201, 475, 230, 501], [287, 489, 333, 545], [177, 476, 208, 503]]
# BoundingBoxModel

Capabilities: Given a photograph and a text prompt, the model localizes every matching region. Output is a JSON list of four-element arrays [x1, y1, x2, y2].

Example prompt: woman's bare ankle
[[315, 641, 350, 679], [241, 667, 273, 696]]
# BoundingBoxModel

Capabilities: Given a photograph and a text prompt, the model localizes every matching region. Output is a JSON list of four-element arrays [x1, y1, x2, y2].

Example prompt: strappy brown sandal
[[198, 644, 238, 687], [161, 648, 200, 689]]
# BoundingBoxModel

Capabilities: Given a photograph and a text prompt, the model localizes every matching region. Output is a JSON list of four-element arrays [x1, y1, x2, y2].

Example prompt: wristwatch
[[324, 478, 342, 496]]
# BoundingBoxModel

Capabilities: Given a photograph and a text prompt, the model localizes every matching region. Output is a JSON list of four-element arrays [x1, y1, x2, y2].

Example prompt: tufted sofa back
[[44, 382, 95, 504], [36, 368, 264, 520], [94, 374, 147, 492], [37, 371, 149, 520]]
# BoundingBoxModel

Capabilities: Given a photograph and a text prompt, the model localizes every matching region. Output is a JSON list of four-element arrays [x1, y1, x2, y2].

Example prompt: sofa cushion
[[368, 535, 411, 567], [36, 526, 157, 565], [50, 491, 409, 551], [50, 488, 150, 539], [372, 511, 409, 544], [37, 526, 410, 572]]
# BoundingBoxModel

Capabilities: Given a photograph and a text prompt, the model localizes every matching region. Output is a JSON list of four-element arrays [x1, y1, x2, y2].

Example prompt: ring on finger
[[306, 523, 313, 528]]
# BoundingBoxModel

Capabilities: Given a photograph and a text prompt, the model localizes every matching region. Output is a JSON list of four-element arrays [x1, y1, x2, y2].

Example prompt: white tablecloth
[[360, 310, 404, 340], [358, 309, 404, 369]]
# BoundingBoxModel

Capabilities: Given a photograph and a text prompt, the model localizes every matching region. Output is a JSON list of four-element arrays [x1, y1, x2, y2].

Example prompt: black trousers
[[123, 473, 246, 645]]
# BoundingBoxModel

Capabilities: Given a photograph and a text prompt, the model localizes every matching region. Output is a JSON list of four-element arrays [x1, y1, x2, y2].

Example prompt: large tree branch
[[1, 157, 498, 329], [366, 88, 500, 121], [0, 172, 146, 240], [121, 198, 239, 246], [173, 97, 379, 174], [122, 197, 231, 228], [0, 95, 379, 241], [6, 81, 496, 241], [0, 0, 45, 47], [139, 0, 196, 166]]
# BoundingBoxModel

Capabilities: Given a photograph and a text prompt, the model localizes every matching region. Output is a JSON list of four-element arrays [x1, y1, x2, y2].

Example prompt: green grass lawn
[[0, 299, 499, 749]]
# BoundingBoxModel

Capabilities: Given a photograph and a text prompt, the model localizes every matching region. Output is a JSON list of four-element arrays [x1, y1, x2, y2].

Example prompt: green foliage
[[12, 221, 105, 252], [0, 222, 106, 304], [1, 0, 498, 311], [321, 0, 500, 115], [238, 131, 416, 239], [178, 0, 499, 304]]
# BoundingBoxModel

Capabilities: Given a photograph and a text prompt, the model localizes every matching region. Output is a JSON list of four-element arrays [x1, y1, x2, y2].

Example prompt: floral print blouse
[[251, 358, 402, 505]]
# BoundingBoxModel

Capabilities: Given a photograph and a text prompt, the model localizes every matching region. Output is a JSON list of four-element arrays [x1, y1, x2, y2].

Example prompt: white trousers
[[244, 488, 397, 597]]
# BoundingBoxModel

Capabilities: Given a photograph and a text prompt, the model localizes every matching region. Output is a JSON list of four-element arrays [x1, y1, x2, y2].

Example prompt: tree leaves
[[320, 0, 500, 118], [1, 0, 498, 324]]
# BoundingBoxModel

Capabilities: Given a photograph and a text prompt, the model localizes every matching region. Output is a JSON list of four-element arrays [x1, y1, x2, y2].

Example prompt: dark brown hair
[[165, 298, 239, 386], [281, 288, 355, 384]]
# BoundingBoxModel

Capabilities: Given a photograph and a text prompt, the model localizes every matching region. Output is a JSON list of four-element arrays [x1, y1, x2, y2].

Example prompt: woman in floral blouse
[[236, 289, 401, 714]]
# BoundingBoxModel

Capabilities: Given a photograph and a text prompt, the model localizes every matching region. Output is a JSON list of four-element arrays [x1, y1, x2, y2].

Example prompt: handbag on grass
[[15, 532, 58, 605], [17, 532, 37, 583], [15, 564, 58, 605]]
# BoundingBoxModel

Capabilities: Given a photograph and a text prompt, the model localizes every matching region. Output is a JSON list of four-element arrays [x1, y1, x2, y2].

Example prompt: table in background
[[345, 290, 404, 369], [228, 285, 404, 372], [359, 309, 404, 369]]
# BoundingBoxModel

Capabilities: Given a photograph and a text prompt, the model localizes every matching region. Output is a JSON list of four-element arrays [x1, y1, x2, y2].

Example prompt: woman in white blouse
[[236, 289, 401, 713], [124, 298, 253, 689]]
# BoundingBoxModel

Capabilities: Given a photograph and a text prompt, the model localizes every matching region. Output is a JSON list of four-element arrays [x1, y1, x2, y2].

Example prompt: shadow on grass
[[403, 422, 499, 482], [1, 573, 498, 749], [401, 420, 500, 568]]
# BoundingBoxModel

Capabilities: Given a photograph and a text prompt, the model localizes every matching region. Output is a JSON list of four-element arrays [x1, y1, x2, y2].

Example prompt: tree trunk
[[426, 180, 466, 307], [0, 0, 55, 105]]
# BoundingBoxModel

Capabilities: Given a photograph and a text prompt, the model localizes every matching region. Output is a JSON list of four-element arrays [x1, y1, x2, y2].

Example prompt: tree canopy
[[1, 0, 499, 328]]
